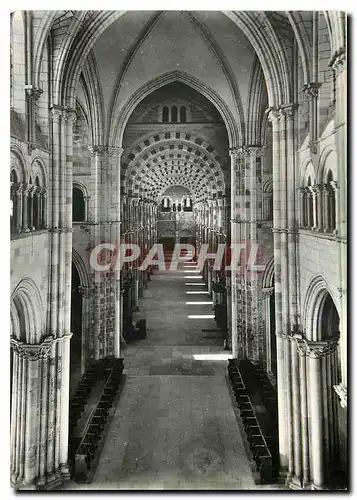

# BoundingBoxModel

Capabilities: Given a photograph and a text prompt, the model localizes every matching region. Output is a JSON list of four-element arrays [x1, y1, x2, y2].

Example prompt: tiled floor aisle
[[64, 263, 278, 490]]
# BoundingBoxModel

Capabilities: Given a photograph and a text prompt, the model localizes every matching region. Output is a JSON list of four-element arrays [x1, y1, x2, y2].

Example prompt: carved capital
[[88, 145, 123, 157], [266, 107, 280, 124], [246, 145, 266, 157], [278, 103, 295, 120], [301, 83, 321, 101], [51, 107, 63, 123], [305, 337, 339, 359], [229, 147, 239, 158], [10, 335, 55, 361], [62, 108, 77, 124], [25, 85, 43, 102]]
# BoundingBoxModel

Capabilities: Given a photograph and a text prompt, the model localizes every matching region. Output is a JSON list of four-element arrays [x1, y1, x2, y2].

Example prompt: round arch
[[262, 255, 275, 289], [317, 148, 338, 184], [30, 156, 48, 187], [10, 145, 27, 183], [303, 275, 340, 341], [301, 160, 317, 187], [10, 278, 44, 344], [110, 70, 240, 148]]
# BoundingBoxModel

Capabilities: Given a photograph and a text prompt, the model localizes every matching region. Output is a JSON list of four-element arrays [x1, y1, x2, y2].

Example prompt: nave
[[62, 260, 280, 490]]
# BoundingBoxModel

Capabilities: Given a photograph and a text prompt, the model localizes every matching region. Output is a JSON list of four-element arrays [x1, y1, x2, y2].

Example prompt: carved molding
[[88, 145, 124, 157]]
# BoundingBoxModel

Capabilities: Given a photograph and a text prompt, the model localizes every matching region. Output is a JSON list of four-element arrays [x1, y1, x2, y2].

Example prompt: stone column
[[315, 184, 323, 231], [306, 338, 339, 489], [16, 184, 23, 233], [333, 51, 347, 402], [41, 188, 48, 228], [262, 288, 274, 375], [22, 184, 30, 232], [298, 188, 305, 228], [296, 337, 310, 487], [330, 181, 338, 233], [268, 106, 288, 470], [34, 187, 41, 229], [247, 146, 265, 359], [10, 335, 72, 489], [229, 147, 239, 358], [28, 186, 35, 230], [322, 184, 330, 232]]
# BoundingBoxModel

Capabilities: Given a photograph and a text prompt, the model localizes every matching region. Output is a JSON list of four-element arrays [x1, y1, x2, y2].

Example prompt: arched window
[[180, 106, 186, 123], [263, 180, 273, 221], [162, 106, 169, 123], [161, 197, 171, 212], [171, 106, 178, 123], [73, 187, 85, 222]]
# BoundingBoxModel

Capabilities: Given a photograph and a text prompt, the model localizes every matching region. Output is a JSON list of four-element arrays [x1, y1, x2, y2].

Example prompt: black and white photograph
[[8, 7, 348, 492]]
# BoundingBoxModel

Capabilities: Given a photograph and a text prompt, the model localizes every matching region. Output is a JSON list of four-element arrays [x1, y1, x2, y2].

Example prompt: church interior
[[10, 10, 347, 491]]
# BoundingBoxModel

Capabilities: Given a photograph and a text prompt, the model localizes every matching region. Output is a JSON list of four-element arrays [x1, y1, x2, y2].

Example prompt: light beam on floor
[[185, 301, 213, 305], [192, 353, 233, 360], [188, 314, 215, 319], [185, 283, 206, 286], [185, 291, 209, 295]]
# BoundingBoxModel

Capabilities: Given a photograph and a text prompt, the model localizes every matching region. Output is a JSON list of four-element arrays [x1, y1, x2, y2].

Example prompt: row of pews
[[228, 359, 275, 484], [68, 358, 124, 483]]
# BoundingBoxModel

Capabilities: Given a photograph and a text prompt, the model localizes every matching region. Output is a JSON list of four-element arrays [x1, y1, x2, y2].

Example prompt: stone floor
[[62, 263, 281, 490]]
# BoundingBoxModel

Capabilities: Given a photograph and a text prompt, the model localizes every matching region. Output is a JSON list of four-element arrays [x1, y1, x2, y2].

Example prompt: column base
[[12, 464, 71, 491], [287, 475, 304, 489]]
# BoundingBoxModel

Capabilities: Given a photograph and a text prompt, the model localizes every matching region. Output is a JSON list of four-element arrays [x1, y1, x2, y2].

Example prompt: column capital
[[25, 85, 43, 102], [228, 147, 239, 158], [305, 337, 339, 359], [23, 184, 32, 196], [245, 145, 266, 157], [293, 335, 339, 358], [88, 145, 123, 157], [51, 107, 63, 123], [16, 183, 24, 196], [62, 108, 77, 124], [278, 103, 295, 119], [50, 106, 76, 123], [301, 82, 321, 100], [10, 335, 55, 361], [266, 106, 280, 124]]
